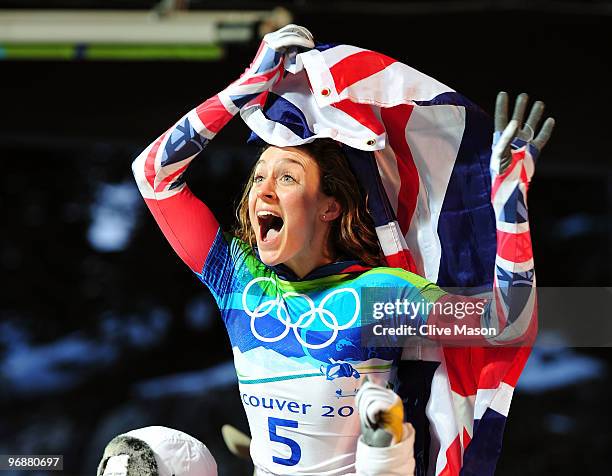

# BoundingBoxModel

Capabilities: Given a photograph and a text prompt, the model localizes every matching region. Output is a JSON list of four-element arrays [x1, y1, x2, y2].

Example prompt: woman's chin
[[258, 249, 284, 266], [256, 238, 282, 265]]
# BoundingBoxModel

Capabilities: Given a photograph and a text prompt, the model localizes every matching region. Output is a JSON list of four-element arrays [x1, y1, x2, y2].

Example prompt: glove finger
[[524, 100, 545, 135], [279, 24, 314, 41], [518, 99, 543, 141], [494, 91, 509, 133], [532, 117, 555, 151], [270, 34, 314, 50], [264, 24, 315, 50], [511, 93, 529, 128]]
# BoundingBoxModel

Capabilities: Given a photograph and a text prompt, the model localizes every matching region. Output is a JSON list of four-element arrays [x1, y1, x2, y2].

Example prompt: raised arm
[[131, 25, 314, 274], [485, 92, 554, 342]]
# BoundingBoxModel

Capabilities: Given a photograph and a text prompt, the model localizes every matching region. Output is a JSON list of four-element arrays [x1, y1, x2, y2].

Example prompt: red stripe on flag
[[502, 343, 534, 386], [491, 149, 526, 197], [340, 264, 372, 274], [383, 249, 417, 273], [471, 347, 514, 390], [196, 95, 234, 134], [491, 174, 505, 199], [439, 434, 462, 476], [331, 99, 385, 135], [381, 105, 419, 236], [493, 285, 508, 330], [470, 345, 532, 390], [444, 348, 479, 397], [155, 164, 187, 193], [145, 132, 167, 189], [463, 427, 472, 448], [497, 230, 533, 263], [244, 91, 268, 109], [238, 67, 279, 86], [330, 50, 396, 95]]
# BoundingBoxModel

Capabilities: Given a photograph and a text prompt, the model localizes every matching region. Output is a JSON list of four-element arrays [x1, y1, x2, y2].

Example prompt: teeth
[[257, 210, 280, 217]]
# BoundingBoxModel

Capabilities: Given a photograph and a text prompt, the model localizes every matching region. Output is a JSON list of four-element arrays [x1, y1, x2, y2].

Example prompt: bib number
[[268, 417, 301, 466]]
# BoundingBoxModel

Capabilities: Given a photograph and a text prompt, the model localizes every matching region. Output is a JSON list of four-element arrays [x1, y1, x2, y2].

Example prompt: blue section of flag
[[341, 146, 396, 227], [161, 117, 207, 167], [434, 94, 497, 289], [255, 48, 282, 74], [230, 92, 260, 110], [511, 138, 540, 161], [248, 93, 316, 145], [315, 42, 339, 52], [461, 408, 507, 476], [495, 267, 535, 325], [501, 186, 528, 223]]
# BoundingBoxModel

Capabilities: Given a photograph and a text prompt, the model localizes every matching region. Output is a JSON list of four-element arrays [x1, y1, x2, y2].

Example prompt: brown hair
[[234, 139, 384, 267]]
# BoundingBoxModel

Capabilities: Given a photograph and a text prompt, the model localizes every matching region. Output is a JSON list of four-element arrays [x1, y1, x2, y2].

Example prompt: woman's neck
[[284, 254, 334, 279], [283, 243, 337, 279]]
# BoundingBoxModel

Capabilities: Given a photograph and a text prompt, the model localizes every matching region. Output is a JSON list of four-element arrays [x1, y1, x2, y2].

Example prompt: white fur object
[[124, 426, 217, 476]]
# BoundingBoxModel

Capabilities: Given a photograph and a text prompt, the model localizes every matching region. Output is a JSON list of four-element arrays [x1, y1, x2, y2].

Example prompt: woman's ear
[[321, 198, 342, 221]]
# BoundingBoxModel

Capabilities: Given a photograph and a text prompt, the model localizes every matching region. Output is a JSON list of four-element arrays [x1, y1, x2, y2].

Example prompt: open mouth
[[257, 211, 284, 243]]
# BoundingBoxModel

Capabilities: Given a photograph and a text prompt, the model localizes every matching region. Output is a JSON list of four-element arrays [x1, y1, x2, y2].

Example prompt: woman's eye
[[280, 174, 295, 183], [253, 175, 264, 183]]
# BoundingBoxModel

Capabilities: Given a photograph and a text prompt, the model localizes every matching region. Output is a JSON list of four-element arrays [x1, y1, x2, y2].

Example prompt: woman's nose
[[256, 179, 277, 200]]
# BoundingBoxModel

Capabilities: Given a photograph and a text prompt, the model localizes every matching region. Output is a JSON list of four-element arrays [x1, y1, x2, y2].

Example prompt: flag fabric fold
[[242, 43, 532, 476]]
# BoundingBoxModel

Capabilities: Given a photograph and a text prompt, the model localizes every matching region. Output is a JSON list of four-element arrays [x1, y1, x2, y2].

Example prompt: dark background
[[0, 1, 611, 475]]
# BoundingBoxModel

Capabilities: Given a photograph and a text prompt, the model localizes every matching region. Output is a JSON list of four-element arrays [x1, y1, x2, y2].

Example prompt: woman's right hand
[[220, 24, 314, 112]]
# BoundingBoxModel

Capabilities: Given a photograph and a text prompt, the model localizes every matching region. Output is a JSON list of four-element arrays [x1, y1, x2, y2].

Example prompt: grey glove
[[493, 91, 555, 173], [356, 379, 405, 448]]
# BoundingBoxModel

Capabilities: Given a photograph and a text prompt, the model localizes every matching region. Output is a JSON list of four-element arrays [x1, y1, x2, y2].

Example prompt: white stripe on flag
[[373, 146, 401, 215], [521, 147, 535, 179], [491, 162, 523, 216], [132, 142, 155, 199], [153, 158, 191, 193], [244, 71, 386, 150], [187, 109, 215, 140], [217, 90, 240, 116], [319, 44, 366, 68], [405, 104, 466, 282], [495, 255, 534, 273], [451, 390, 476, 444], [337, 61, 454, 106], [427, 359, 457, 475], [474, 382, 514, 420], [152, 129, 172, 189], [496, 221, 530, 234], [375, 222, 409, 256], [300, 49, 340, 108]]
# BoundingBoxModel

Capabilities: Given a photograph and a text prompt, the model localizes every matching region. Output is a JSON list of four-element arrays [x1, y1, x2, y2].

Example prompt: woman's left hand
[[491, 92, 555, 178], [223, 24, 314, 103]]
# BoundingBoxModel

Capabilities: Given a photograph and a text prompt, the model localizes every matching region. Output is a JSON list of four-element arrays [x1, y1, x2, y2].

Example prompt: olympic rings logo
[[241, 277, 360, 350]]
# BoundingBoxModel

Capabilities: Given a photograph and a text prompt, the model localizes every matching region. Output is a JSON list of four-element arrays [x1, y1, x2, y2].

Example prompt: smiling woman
[[131, 26, 423, 474]]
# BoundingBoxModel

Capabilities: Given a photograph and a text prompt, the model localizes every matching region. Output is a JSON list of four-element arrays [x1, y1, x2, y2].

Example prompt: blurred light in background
[[88, 181, 141, 253], [0, 6, 293, 60]]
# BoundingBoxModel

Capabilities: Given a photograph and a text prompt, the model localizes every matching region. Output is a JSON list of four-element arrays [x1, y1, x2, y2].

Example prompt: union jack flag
[[242, 43, 537, 476]]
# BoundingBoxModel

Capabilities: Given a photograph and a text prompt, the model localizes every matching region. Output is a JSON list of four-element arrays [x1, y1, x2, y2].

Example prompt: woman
[[132, 25, 552, 475]]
